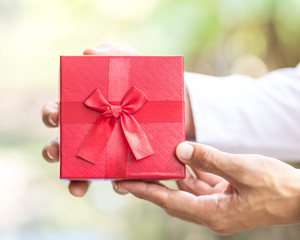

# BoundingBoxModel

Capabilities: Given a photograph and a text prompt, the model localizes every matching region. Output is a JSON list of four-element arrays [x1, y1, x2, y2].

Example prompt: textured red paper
[[60, 56, 185, 180]]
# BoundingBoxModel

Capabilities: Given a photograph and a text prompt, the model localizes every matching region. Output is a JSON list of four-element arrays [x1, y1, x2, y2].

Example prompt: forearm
[[184, 66, 300, 161]]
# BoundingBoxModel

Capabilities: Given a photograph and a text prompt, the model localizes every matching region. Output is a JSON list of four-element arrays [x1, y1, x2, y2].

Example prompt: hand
[[41, 45, 141, 197], [112, 142, 300, 235]]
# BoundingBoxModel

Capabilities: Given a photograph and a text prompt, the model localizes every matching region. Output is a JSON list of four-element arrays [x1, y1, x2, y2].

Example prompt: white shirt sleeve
[[184, 63, 300, 162]]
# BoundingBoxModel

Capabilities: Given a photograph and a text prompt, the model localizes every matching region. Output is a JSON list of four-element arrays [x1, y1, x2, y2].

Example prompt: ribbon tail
[[77, 116, 117, 164], [120, 114, 154, 160]]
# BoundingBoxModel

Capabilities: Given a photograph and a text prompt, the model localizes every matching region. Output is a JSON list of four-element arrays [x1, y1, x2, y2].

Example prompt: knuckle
[[42, 113, 49, 126], [155, 191, 171, 210], [42, 106, 59, 127], [157, 197, 169, 210], [42, 146, 52, 162], [42, 143, 59, 163], [41, 146, 48, 159], [111, 182, 128, 195], [198, 148, 215, 171]]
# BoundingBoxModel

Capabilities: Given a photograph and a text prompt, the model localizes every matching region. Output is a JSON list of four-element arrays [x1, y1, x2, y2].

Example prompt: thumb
[[176, 142, 242, 185]]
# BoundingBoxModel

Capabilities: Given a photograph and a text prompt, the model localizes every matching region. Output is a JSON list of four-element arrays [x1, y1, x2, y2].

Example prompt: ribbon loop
[[77, 86, 154, 164], [121, 86, 148, 113], [84, 89, 110, 112]]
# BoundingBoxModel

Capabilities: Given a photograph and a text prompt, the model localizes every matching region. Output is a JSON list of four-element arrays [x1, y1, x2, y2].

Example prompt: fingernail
[[48, 115, 57, 126], [176, 142, 194, 162], [47, 108, 58, 126], [112, 182, 128, 195], [46, 149, 55, 160]]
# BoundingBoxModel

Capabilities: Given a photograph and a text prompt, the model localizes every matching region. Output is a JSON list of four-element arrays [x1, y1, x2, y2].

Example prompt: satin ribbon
[[77, 86, 154, 164]]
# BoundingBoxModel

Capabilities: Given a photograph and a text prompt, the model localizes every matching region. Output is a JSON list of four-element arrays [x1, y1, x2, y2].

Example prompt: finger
[[112, 180, 162, 195], [176, 167, 194, 189], [84, 44, 117, 55], [83, 45, 141, 56], [117, 46, 142, 55], [177, 168, 229, 195], [112, 181, 129, 195], [83, 48, 112, 55], [68, 181, 91, 197], [176, 142, 243, 186], [117, 181, 202, 218], [42, 136, 59, 163], [176, 178, 213, 195], [192, 169, 225, 186], [216, 181, 231, 194], [42, 100, 59, 128], [176, 169, 213, 195], [164, 209, 200, 225]]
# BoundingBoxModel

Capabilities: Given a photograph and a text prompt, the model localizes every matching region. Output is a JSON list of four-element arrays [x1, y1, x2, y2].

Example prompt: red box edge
[[59, 55, 186, 180]]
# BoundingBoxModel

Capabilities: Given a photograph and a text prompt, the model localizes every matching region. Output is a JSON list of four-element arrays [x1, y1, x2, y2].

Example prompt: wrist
[[281, 168, 300, 224], [292, 169, 300, 222], [263, 164, 300, 226], [184, 86, 195, 140]]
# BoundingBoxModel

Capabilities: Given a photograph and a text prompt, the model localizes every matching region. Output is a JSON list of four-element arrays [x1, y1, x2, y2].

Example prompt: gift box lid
[[60, 55, 185, 180]]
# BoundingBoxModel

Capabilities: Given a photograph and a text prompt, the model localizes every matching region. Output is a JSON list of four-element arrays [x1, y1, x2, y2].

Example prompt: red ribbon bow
[[77, 86, 154, 164]]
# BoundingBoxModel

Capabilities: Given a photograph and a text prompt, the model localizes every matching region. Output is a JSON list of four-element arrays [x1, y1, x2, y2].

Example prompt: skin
[[114, 143, 300, 235], [42, 45, 300, 235]]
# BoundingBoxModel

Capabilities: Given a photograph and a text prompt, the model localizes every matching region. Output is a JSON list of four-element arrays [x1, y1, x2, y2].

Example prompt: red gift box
[[60, 56, 185, 180]]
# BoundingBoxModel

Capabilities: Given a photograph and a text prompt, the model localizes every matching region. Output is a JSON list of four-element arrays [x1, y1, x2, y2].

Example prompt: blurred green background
[[0, 0, 300, 239]]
